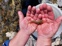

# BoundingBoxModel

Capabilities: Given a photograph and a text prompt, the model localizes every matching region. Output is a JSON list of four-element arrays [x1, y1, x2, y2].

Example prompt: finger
[[47, 5, 55, 20], [40, 4, 47, 14], [39, 4, 43, 10], [36, 8, 40, 14], [18, 11, 24, 22], [42, 18, 47, 23], [53, 16, 62, 34], [34, 8, 40, 20], [31, 6, 36, 15], [36, 18, 40, 22], [40, 11, 44, 14], [39, 3, 47, 10], [39, 5, 44, 14], [26, 5, 32, 16], [38, 14, 42, 19], [55, 16, 62, 25], [42, 3, 47, 9], [48, 12, 55, 20], [44, 10, 47, 14], [42, 4, 48, 14], [38, 14, 44, 19], [33, 16, 37, 20], [42, 18, 53, 23], [47, 5, 52, 12], [44, 14, 48, 18], [30, 6, 36, 17]]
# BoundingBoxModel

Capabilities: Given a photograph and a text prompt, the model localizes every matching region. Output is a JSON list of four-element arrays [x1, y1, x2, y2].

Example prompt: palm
[[37, 20, 60, 38], [19, 17, 37, 35]]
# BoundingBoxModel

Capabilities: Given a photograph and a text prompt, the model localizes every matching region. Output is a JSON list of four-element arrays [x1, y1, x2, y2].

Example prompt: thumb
[[55, 16, 62, 25], [18, 11, 24, 22]]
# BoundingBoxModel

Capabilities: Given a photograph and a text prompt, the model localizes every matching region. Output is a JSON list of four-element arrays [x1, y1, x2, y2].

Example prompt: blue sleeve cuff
[[2, 40, 10, 46]]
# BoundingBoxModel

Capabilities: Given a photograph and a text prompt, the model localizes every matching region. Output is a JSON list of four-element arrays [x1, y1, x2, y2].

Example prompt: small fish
[[31, 20, 43, 25]]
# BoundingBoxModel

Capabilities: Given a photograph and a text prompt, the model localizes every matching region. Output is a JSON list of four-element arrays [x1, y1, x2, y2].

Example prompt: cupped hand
[[18, 6, 37, 35], [37, 17, 62, 38], [36, 4, 62, 38]]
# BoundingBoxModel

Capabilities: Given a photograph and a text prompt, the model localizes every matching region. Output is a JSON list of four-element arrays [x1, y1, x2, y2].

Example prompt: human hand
[[37, 4, 62, 38], [36, 4, 62, 46], [9, 6, 39, 46], [18, 6, 37, 35]]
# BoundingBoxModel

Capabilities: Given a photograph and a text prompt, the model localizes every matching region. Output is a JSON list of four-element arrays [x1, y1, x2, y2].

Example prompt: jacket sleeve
[[2, 40, 10, 46]]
